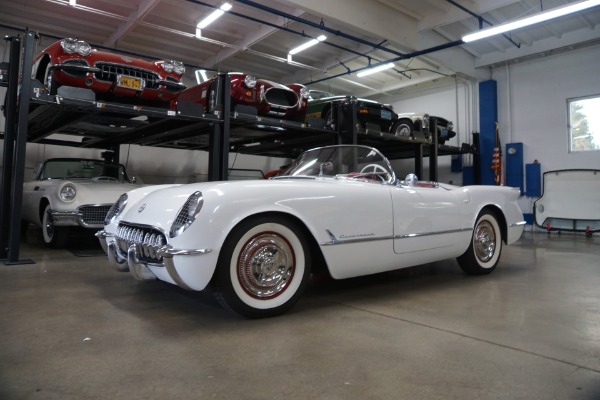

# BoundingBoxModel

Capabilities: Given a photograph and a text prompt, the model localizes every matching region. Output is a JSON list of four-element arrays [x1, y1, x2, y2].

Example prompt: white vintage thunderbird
[[97, 145, 525, 318], [22, 158, 139, 247]]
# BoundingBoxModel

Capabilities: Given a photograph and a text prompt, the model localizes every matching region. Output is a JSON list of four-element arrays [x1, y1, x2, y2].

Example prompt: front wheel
[[457, 211, 503, 275], [42, 204, 69, 248], [212, 216, 312, 318]]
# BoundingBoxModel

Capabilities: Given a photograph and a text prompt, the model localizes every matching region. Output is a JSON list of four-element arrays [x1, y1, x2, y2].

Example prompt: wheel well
[[227, 211, 329, 276], [35, 54, 51, 83], [38, 198, 49, 224], [480, 205, 508, 244], [397, 118, 417, 129]]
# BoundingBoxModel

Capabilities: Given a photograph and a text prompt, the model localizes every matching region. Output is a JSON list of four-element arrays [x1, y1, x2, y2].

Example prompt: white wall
[[373, 76, 478, 186], [493, 43, 600, 173], [374, 43, 600, 220]]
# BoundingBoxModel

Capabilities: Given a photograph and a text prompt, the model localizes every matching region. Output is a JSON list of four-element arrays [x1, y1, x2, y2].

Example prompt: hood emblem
[[138, 204, 147, 213], [121, 56, 134, 63]]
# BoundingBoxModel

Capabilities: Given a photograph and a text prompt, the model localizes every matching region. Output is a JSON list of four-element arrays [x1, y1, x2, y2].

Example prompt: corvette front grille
[[94, 62, 160, 89], [116, 222, 167, 263], [79, 205, 111, 225]]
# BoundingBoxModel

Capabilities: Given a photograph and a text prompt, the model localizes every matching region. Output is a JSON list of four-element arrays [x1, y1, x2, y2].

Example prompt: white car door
[[392, 184, 467, 255]]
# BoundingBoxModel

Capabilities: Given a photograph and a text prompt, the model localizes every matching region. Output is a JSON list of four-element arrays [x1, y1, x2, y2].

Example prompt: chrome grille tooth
[[115, 222, 167, 263]]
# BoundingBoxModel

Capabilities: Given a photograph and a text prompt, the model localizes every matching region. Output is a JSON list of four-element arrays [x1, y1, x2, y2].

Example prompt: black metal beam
[[6, 32, 37, 265], [0, 35, 21, 260]]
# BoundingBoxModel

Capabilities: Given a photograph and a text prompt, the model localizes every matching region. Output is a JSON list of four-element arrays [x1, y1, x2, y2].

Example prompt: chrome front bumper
[[96, 230, 212, 289]]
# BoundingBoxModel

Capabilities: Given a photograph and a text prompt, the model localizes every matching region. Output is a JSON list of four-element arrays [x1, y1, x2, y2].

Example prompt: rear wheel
[[392, 119, 414, 137], [212, 215, 311, 318], [42, 204, 69, 248], [457, 210, 502, 275]]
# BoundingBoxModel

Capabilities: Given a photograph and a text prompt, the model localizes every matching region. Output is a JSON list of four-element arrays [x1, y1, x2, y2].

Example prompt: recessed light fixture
[[356, 62, 395, 78], [462, 0, 600, 43], [196, 2, 232, 38]]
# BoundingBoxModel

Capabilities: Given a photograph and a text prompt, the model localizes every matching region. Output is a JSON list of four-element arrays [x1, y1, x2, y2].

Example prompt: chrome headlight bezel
[[104, 193, 128, 226], [161, 60, 185, 75], [299, 86, 310, 99], [447, 121, 454, 131], [169, 191, 204, 238], [60, 38, 92, 56], [59, 184, 77, 202], [422, 114, 430, 130], [244, 75, 257, 89]]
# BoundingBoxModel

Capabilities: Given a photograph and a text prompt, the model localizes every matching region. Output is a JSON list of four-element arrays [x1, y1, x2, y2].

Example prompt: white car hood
[[67, 180, 141, 203], [120, 181, 224, 231]]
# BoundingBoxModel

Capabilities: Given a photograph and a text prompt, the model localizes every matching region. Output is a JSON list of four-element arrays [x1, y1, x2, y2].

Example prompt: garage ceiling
[[1, 0, 599, 98]]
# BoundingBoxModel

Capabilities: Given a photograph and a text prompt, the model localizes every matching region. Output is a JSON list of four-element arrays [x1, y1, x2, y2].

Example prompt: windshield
[[37, 159, 132, 183], [275, 145, 396, 184]]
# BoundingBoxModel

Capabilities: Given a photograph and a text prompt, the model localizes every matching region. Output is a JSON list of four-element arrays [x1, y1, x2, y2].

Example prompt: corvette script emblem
[[138, 204, 146, 213]]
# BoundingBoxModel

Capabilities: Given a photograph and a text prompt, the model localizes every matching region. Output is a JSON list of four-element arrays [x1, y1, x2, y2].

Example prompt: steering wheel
[[91, 176, 118, 182], [356, 164, 389, 182]]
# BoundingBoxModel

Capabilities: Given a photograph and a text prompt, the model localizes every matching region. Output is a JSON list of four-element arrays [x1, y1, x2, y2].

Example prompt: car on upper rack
[[96, 144, 525, 318], [395, 112, 456, 144], [172, 72, 309, 122], [21, 158, 140, 248], [305, 90, 401, 134], [32, 38, 186, 108]]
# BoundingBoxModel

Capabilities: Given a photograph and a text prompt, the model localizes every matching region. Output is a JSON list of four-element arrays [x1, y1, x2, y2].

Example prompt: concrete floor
[[1, 228, 599, 400]]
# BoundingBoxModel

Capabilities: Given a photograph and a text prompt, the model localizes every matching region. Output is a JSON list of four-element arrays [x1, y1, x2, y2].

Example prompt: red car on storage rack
[[32, 38, 186, 107], [172, 72, 309, 122]]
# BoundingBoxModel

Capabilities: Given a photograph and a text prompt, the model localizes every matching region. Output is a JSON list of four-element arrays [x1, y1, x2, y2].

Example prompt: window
[[568, 95, 600, 152]]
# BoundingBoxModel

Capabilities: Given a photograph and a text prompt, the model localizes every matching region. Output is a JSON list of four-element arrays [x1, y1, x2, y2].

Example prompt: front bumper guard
[[96, 230, 211, 290]]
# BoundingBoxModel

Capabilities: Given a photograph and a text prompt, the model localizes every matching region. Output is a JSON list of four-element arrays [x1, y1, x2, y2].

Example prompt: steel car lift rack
[[0, 32, 476, 264]]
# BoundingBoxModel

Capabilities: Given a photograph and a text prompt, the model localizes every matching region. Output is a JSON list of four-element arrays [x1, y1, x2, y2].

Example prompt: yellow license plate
[[117, 75, 144, 91]]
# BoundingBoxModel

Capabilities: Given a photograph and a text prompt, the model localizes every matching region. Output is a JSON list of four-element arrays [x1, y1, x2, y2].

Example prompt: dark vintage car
[[172, 72, 309, 122], [32, 38, 186, 107], [306, 90, 401, 134], [396, 112, 456, 144]]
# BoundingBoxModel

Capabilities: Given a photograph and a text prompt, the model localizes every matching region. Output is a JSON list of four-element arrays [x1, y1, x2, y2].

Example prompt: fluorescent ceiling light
[[196, 2, 232, 38], [288, 35, 327, 55], [357, 62, 395, 78], [195, 69, 208, 84], [462, 0, 600, 42], [69, 0, 76, 5]]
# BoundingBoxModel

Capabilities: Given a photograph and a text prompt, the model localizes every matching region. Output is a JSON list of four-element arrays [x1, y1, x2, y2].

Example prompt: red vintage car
[[32, 38, 186, 108], [173, 72, 309, 122]]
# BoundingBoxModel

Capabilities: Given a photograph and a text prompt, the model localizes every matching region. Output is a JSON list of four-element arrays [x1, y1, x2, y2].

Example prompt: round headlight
[[162, 61, 175, 73], [59, 184, 77, 202], [60, 38, 79, 54], [244, 75, 257, 89], [76, 41, 92, 56], [300, 86, 310, 99], [173, 61, 185, 75], [104, 193, 128, 225], [61, 38, 91, 56]]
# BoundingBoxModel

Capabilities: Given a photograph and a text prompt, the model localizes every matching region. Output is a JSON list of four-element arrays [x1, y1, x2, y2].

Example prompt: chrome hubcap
[[45, 212, 54, 239], [474, 220, 496, 263], [396, 125, 411, 136], [238, 232, 295, 299]]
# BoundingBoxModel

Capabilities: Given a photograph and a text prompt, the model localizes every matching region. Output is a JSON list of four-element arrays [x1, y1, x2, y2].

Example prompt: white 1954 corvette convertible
[[97, 145, 525, 318]]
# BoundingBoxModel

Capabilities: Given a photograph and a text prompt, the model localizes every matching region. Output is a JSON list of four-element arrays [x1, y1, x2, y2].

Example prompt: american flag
[[491, 121, 502, 185]]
